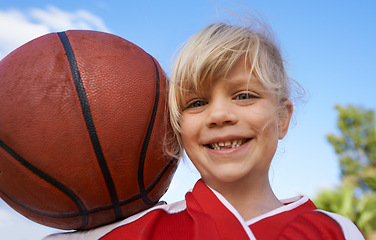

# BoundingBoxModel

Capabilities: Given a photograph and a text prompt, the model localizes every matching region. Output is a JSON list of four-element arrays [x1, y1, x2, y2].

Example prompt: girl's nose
[[205, 100, 239, 128]]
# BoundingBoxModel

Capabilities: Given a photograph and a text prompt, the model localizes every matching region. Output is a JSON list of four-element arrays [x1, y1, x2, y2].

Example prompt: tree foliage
[[327, 105, 376, 191], [314, 105, 376, 239]]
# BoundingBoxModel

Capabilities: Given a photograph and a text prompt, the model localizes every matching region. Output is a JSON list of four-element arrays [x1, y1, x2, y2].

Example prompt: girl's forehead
[[210, 71, 265, 89], [182, 76, 267, 98]]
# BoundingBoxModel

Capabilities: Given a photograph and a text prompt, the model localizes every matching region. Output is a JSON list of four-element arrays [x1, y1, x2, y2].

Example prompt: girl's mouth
[[206, 139, 251, 150]]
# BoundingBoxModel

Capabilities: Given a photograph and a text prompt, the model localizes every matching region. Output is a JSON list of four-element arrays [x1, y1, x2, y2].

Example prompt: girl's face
[[180, 59, 292, 189]]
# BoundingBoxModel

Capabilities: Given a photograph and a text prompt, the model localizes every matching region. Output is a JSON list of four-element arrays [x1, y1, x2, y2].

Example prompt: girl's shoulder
[[278, 208, 365, 240], [42, 200, 188, 240]]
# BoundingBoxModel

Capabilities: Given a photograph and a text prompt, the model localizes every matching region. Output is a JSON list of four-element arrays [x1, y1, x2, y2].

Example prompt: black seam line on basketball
[[1, 137, 174, 219], [57, 32, 122, 221], [0, 139, 89, 222], [0, 185, 143, 220], [0, 186, 137, 220], [81, 167, 178, 216], [0, 189, 85, 219], [2, 188, 153, 219], [143, 157, 177, 196], [83, 192, 143, 216], [1, 154, 172, 221], [88, 157, 175, 211], [137, 54, 161, 206]]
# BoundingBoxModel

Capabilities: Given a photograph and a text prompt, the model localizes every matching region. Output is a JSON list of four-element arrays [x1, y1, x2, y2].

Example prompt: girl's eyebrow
[[181, 89, 205, 104], [226, 76, 260, 89]]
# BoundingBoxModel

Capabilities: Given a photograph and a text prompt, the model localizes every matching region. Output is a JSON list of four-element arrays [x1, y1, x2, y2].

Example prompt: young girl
[[45, 22, 364, 240]]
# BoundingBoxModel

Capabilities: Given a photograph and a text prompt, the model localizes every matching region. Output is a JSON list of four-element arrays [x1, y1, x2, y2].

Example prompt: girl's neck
[[206, 176, 283, 221]]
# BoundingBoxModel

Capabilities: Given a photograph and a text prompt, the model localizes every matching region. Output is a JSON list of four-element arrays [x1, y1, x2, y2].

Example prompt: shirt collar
[[186, 179, 256, 240]]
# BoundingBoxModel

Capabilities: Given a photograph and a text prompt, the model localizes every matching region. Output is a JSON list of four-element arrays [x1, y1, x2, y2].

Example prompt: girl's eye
[[186, 100, 207, 109], [235, 93, 257, 100]]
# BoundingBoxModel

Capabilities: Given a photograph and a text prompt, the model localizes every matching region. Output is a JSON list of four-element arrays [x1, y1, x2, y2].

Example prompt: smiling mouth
[[206, 139, 251, 150]]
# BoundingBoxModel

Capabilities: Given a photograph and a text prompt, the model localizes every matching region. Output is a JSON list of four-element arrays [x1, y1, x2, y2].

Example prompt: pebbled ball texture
[[0, 30, 177, 230]]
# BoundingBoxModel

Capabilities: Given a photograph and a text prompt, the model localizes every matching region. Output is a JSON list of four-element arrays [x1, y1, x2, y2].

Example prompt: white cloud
[[0, 5, 111, 59], [29, 5, 110, 33]]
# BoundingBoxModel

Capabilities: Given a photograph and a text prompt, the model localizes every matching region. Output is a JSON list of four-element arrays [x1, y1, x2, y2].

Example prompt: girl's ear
[[278, 100, 293, 140]]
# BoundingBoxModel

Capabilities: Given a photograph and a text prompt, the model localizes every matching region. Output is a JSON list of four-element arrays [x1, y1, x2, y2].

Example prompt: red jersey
[[44, 180, 364, 240]]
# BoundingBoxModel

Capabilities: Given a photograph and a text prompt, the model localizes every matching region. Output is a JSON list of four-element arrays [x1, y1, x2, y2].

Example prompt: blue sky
[[1, 0, 375, 239]]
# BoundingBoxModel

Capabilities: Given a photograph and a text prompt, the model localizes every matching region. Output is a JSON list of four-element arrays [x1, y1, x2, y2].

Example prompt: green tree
[[314, 105, 376, 239]]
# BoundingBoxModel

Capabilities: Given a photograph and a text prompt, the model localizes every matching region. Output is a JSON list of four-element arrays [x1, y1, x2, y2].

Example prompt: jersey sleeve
[[277, 210, 364, 240]]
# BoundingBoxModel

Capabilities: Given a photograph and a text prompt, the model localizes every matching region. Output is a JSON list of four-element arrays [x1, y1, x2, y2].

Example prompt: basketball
[[0, 30, 177, 230]]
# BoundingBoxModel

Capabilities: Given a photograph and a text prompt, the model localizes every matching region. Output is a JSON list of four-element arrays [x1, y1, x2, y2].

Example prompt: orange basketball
[[0, 30, 177, 230]]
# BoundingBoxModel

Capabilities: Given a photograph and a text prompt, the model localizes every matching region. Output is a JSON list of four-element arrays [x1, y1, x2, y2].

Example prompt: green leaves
[[326, 105, 376, 192], [314, 105, 376, 239]]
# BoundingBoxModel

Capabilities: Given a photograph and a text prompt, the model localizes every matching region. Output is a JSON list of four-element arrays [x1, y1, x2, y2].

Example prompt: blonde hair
[[167, 22, 295, 158]]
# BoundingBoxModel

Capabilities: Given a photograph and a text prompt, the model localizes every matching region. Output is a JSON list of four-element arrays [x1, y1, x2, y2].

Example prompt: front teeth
[[210, 139, 244, 150]]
